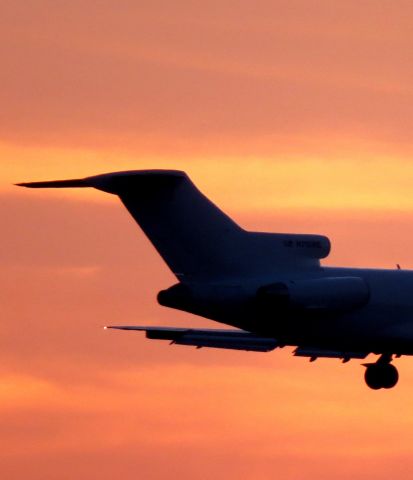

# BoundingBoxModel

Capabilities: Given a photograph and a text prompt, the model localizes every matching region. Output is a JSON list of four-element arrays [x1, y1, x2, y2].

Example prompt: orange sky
[[3, 2, 413, 479]]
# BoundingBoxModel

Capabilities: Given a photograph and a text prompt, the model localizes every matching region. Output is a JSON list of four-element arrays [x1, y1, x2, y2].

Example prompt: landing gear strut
[[364, 354, 399, 390]]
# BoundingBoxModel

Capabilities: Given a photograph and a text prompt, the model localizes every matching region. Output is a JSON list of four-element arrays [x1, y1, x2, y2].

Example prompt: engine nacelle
[[157, 282, 249, 320], [257, 277, 370, 312]]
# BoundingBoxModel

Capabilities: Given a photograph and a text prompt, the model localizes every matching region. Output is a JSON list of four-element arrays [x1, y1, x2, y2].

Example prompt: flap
[[105, 326, 278, 352]]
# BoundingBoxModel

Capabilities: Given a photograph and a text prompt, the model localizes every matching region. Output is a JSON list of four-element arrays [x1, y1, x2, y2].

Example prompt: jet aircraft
[[17, 170, 411, 390]]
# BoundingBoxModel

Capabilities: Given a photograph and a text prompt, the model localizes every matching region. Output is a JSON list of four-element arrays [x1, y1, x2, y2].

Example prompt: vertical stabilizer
[[18, 170, 330, 279]]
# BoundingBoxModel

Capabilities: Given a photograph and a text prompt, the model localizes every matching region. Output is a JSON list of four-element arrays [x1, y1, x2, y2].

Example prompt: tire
[[364, 365, 384, 390], [364, 363, 399, 390], [381, 364, 399, 389]]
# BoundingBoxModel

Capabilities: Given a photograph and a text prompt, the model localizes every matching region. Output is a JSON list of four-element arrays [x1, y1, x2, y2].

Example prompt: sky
[[2, 1, 413, 479]]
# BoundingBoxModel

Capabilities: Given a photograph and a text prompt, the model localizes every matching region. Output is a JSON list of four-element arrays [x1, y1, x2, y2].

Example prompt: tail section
[[18, 170, 330, 280]]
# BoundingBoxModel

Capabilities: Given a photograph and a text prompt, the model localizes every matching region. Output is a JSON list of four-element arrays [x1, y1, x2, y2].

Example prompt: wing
[[294, 347, 369, 362], [105, 326, 278, 352], [105, 326, 369, 360]]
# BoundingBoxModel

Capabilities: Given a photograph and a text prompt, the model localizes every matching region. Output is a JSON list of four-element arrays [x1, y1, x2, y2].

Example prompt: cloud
[[1, 1, 412, 153], [3, 4, 413, 477], [3, 364, 413, 480]]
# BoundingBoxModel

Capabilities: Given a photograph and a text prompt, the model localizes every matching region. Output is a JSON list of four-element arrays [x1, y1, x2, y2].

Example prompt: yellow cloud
[[4, 141, 413, 213]]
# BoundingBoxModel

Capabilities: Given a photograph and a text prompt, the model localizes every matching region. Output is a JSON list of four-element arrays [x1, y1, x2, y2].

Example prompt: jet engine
[[257, 277, 370, 312]]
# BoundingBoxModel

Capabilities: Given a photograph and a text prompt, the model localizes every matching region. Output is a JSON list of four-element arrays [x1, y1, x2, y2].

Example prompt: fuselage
[[162, 266, 413, 356]]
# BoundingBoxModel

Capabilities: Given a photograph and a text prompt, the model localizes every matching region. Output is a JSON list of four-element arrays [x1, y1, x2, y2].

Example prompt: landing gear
[[364, 355, 399, 390]]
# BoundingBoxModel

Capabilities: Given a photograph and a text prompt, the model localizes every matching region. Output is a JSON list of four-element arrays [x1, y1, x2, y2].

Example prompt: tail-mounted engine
[[257, 277, 370, 313], [157, 276, 370, 324]]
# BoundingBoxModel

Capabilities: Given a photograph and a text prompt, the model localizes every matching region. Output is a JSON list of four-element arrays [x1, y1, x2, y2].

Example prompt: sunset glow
[[3, 2, 413, 479]]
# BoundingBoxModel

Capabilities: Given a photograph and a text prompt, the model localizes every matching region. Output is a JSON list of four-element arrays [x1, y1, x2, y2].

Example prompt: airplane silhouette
[[18, 170, 409, 390]]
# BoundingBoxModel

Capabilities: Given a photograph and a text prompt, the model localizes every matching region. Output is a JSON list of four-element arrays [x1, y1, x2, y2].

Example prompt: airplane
[[17, 169, 413, 390]]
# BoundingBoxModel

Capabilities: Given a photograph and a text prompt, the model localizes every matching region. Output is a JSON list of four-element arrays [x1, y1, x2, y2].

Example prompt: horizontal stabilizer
[[16, 170, 186, 193], [16, 178, 89, 188], [105, 326, 278, 352]]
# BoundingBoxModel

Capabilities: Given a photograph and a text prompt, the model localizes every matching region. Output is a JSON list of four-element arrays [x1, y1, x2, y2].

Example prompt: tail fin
[[18, 170, 330, 280]]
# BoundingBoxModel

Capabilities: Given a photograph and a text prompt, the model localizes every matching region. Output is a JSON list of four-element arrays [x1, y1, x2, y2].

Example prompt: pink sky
[[2, 2, 413, 479]]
